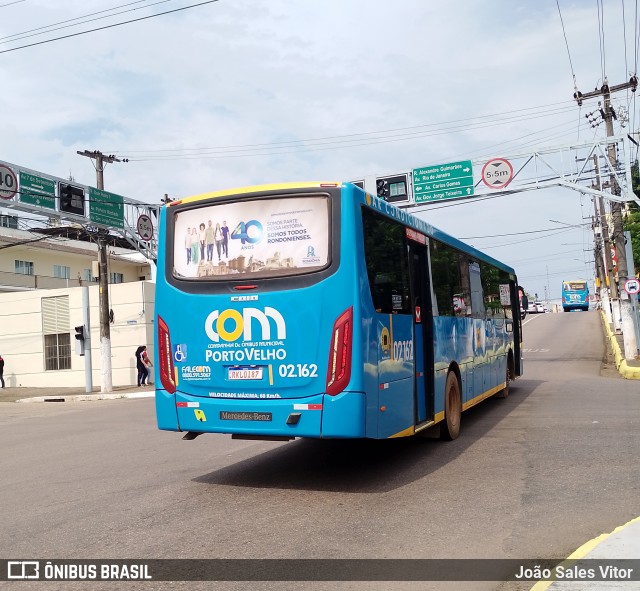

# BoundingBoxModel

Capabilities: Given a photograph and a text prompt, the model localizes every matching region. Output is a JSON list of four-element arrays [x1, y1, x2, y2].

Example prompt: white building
[[0, 216, 155, 388]]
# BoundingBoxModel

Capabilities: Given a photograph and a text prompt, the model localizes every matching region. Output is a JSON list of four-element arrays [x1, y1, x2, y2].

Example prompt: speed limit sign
[[0, 164, 18, 200]]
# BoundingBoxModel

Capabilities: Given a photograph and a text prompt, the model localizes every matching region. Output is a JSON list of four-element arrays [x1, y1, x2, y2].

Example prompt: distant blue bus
[[562, 280, 589, 312], [155, 182, 523, 441]]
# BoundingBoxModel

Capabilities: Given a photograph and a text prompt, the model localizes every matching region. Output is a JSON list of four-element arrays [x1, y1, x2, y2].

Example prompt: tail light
[[326, 307, 353, 396], [157, 315, 177, 394]]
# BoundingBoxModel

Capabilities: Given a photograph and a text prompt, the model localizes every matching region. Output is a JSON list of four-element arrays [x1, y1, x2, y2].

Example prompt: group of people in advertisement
[[184, 220, 230, 265], [173, 198, 329, 280]]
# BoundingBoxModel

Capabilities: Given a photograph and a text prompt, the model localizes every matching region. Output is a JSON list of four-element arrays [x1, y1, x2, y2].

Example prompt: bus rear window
[[172, 195, 330, 280], [564, 281, 587, 291]]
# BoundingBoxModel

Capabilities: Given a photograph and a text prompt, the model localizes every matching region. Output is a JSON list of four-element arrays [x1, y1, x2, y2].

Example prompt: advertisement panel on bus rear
[[172, 196, 329, 279]]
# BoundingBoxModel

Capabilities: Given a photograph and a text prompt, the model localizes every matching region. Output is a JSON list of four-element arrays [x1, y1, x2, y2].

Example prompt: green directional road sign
[[19, 171, 56, 209], [89, 187, 124, 229], [412, 160, 474, 203]]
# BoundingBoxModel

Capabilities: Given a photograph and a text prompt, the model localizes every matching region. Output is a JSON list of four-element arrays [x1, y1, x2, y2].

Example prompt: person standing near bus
[[0, 354, 5, 388], [221, 220, 230, 258], [142, 348, 153, 384], [135, 346, 148, 386]]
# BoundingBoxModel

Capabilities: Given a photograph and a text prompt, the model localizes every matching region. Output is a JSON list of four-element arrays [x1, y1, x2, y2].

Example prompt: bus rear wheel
[[441, 372, 461, 441], [495, 358, 511, 399]]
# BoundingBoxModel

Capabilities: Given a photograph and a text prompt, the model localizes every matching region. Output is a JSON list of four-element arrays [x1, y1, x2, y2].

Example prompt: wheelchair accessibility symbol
[[173, 344, 187, 363]]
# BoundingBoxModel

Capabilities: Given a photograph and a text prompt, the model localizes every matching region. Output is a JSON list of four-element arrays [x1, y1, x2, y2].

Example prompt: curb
[[600, 312, 640, 380], [530, 515, 640, 591], [16, 391, 155, 403]]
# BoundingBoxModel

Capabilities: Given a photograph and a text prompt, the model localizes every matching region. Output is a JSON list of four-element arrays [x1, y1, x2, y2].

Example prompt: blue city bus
[[562, 280, 589, 312], [155, 182, 523, 441]]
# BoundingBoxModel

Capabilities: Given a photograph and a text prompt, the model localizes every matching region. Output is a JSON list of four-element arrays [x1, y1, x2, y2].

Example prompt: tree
[[626, 161, 640, 274]]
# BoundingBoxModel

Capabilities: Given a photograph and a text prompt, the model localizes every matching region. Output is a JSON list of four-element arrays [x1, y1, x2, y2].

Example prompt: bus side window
[[362, 208, 411, 315], [431, 239, 469, 317]]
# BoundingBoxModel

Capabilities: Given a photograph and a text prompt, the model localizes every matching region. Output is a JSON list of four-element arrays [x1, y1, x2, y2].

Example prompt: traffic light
[[376, 179, 389, 199], [58, 183, 85, 216], [375, 174, 409, 203], [74, 325, 85, 356]]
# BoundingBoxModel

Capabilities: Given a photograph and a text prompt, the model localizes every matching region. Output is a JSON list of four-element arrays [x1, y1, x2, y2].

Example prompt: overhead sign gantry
[[0, 158, 161, 260], [357, 135, 639, 210]]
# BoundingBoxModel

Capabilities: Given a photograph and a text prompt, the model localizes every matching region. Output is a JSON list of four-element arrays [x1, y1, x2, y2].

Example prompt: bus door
[[409, 241, 434, 424], [512, 282, 524, 377]]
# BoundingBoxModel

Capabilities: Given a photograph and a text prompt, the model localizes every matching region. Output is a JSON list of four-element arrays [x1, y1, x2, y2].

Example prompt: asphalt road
[[1, 311, 639, 591]]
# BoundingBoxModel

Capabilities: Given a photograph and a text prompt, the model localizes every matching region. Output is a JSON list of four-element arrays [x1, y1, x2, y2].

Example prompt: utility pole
[[592, 156, 616, 324], [77, 150, 122, 392], [575, 77, 638, 358]]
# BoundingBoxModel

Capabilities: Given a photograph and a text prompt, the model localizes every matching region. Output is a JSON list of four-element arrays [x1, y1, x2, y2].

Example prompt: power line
[[633, 0, 640, 72], [519, 267, 592, 280], [122, 107, 586, 162], [459, 225, 584, 240], [0, 233, 66, 250], [113, 102, 579, 157], [622, 0, 629, 79], [509, 250, 585, 265], [597, 0, 607, 80], [474, 228, 570, 249], [0, 0, 219, 54], [0, 0, 153, 42], [465, 118, 590, 163], [555, 0, 576, 83], [0, 0, 26, 8]]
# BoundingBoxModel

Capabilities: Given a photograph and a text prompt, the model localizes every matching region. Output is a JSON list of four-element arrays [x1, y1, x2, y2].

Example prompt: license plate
[[220, 411, 272, 422], [228, 367, 263, 380]]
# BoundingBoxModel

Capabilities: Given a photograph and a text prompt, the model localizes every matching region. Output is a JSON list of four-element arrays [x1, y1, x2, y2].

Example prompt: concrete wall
[[0, 281, 155, 388]]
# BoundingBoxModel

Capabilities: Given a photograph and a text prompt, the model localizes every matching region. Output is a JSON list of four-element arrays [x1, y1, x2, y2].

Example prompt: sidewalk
[[531, 516, 640, 590], [600, 312, 640, 379], [0, 383, 155, 403]]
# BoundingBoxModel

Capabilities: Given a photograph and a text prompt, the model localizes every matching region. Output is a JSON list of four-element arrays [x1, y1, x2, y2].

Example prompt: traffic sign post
[[0, 164, 18, 200], [136, 214, 154, 241], [623, 278, 640, 295], [19, 172, 56, 209], [412, 160, 474, 203], [481, 158, 514, 189], [88, 187, 125, 229], [0, 157, 159, 265]]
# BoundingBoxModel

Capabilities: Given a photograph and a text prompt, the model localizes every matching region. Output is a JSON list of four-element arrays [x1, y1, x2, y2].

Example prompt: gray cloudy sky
[[0, 0, 637, 301]]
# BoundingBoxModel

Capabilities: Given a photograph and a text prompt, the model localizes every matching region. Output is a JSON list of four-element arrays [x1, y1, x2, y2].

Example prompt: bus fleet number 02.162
[[279, 364, 319, 378]]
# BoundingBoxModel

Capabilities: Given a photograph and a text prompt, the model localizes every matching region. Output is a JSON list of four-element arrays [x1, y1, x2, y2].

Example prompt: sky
[[0, 0, 638, 302]]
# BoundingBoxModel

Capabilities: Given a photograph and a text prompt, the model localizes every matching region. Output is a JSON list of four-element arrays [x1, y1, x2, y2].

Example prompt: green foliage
[[626, 161, 640, 274]]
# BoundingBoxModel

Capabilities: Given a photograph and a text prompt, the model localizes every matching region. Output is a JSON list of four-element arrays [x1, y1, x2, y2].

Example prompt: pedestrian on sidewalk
[[142, 348, 153, 384], [0, 354, 5, 388], [135, 346, 149, 387]]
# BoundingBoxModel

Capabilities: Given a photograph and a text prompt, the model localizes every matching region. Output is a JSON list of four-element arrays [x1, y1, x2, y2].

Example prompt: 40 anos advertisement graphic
[[173, 196, 329, 279]]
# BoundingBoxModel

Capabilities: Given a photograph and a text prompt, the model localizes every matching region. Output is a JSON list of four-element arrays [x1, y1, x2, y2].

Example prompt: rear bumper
[[155, 389, 366, 439]]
